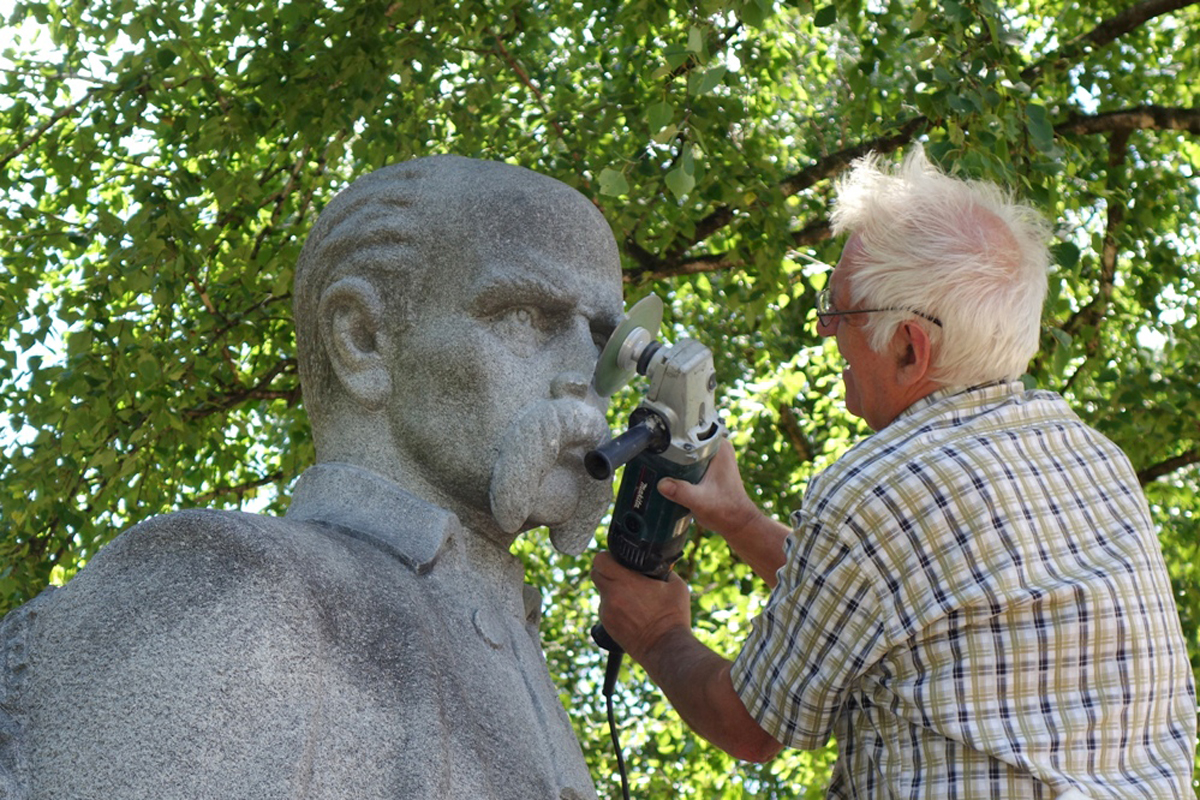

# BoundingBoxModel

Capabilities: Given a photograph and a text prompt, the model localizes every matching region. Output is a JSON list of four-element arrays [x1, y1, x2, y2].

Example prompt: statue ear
[[318, 276, 393, 410]]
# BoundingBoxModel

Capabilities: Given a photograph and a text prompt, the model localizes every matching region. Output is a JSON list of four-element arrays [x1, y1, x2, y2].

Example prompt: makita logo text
[[633, 480, 649, 511], [633, 466, 656, 512]]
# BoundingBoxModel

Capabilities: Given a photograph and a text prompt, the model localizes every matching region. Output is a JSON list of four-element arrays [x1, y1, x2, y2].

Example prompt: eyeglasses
[[816, 287, 943, 328]]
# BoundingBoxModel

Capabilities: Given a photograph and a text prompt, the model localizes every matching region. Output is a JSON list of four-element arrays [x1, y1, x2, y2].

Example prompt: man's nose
[[550, 371, 591, 399], [816, 314, 839, 338]]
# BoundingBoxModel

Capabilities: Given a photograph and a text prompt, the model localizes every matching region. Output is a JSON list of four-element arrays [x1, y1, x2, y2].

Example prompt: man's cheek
[[842, 367, 860, 413]]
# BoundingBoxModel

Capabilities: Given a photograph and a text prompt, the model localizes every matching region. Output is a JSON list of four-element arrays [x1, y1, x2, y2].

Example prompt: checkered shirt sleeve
[[731, 383, 1197, 799]]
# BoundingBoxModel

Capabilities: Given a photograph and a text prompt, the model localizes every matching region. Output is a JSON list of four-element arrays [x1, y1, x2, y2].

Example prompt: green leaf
[[689, 65, 727, 96], [651, 123, 679, 145], [598, 167, 629, 197], [1051, 241, 1081, 269], [648, 100, 673, 133], [663, 46, 691, 71], [814, 5, 837, 27], [915, 41, 938, 62], [740, 0, 768, 29], [1050, 328, 1072, 349], [1025, 102, 1055, 153], [665, 163, 695, 198]]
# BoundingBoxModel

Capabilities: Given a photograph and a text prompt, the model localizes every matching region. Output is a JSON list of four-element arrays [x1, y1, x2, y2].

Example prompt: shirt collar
[[284, 462, 456, 574], [894, 379, 1025, 425]]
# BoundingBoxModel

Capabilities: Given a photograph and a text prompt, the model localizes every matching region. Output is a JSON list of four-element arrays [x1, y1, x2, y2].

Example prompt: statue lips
[[489, 397, 614, 554]]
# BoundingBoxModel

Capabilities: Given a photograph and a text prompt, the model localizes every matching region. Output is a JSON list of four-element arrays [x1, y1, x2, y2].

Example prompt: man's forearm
[[634, 624, 784, 763], [721, 512, 792, 588]]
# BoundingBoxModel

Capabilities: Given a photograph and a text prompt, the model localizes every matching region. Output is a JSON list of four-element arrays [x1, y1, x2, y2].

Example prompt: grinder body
[[606, 450, 710, 581]]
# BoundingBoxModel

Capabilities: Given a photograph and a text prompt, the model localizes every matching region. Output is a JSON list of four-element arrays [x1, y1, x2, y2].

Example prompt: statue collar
[[285, 462, 455, 574]]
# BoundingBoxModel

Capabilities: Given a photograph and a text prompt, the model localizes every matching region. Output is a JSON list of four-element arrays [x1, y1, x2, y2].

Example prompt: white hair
[[830, 148, 1051, 386]]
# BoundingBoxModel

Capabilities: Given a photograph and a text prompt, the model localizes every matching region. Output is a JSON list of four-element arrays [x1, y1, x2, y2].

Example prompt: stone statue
[[0, 156, 625, 799]]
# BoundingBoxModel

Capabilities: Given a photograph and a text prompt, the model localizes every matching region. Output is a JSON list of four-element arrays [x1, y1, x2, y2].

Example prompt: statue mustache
[[489, 398, 613, 554]]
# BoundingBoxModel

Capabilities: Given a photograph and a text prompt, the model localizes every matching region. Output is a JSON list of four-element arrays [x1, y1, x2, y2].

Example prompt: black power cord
[[601, 647, 632, 800], [594, 623, 632, 799]]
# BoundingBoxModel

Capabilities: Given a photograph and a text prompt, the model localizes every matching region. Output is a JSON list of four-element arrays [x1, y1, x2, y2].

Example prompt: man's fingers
[[657, 476, 688, 504], [591, 550, 620, 582]]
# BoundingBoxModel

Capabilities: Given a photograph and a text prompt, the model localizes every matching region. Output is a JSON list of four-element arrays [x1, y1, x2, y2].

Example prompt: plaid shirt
[[732, 382, 1196, 799]]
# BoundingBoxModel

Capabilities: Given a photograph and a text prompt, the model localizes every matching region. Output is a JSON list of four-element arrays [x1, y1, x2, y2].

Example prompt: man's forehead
[[832, 234, 865, 298]]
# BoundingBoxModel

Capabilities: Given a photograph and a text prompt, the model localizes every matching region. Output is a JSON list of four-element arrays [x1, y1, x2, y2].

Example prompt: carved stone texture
[[0, 156, 625, 800]]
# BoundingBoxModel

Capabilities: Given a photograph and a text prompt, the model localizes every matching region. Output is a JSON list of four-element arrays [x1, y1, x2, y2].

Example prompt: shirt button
[[472, 607, 506, 650]]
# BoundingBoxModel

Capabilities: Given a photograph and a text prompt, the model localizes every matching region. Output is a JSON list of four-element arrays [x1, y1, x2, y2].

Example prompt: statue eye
[[491, 305, 549, 357], [509, 307, 536, 327], [498, 305, 544, 330]]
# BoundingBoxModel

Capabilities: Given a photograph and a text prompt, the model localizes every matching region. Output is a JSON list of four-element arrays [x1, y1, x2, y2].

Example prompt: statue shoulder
[[107, 506, 295, 564], [23, 509, 330, 654], [1, 508, 345, 799]]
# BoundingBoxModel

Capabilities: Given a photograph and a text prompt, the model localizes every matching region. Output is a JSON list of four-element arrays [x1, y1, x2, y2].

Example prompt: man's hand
[[591, 551, 690, 662], [589, 551, 785, 763], [656, 439, 757, 539], [657, 439, 793, 585]]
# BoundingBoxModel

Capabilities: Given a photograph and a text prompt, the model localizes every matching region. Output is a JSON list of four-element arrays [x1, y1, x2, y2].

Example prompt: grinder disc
[[593, 294, 664, 397]]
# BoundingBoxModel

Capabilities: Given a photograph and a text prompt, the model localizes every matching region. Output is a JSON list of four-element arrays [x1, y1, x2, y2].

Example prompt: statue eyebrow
[[467, 273, 577, 316]]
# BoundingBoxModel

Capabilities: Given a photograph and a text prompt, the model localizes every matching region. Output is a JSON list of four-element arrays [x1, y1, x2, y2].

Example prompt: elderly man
[[593, 150, 1196, 799], [1, 156, 623, 799]]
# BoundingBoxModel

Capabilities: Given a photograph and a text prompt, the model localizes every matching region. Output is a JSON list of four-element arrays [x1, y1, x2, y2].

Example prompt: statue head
[[293, 156, 624, 554]]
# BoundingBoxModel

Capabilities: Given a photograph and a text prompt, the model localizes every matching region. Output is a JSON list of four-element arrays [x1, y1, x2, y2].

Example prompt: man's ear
[[895, 320, 934, 387], [318, 276, 392, 410]]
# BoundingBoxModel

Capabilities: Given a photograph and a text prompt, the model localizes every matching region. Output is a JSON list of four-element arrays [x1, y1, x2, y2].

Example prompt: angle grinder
[[587, 294, 724, 656]]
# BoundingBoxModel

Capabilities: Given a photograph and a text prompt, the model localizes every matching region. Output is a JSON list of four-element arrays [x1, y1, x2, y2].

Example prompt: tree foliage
[[2, 0, 1198, 794]]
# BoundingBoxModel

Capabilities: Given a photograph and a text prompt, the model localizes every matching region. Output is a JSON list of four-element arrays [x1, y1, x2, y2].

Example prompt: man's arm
[[637, 624, 785, 763], [657, 439, 792, 587], [591, 552, 784, 763]]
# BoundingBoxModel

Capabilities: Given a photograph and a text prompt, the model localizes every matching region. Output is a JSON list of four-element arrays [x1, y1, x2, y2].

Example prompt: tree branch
[[777, 404, 813, 463], [190, 471, 285, 505], [250, 144, 314, 261], [1021, 0, 1199, 84], [1055, 105, 1200, 137], [1065, 128, 1131, 339], [778, 118, 930, 199], [628, 120, 927, 280], [635, 1, 1196, 280], [1061, 128, 1131, 391], [1138, 448, 1200, 485], [627, 252, 747, 283], [488, 32, 572, 148], [0, 91, 97, 172], [182, 358, 300, 419], [630, 96, 1198, 283], [791, 219, 833, 249]]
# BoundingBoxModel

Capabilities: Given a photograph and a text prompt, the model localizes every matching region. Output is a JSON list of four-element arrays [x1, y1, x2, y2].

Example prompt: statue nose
[[550, 372, 590, 399]]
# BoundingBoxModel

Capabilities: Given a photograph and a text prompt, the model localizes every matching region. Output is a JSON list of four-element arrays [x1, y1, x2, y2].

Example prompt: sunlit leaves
[[2, 0, 1199, 794]]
